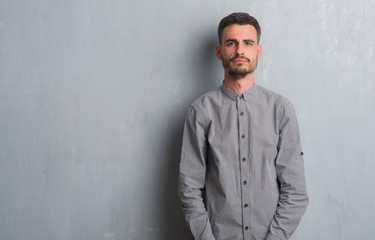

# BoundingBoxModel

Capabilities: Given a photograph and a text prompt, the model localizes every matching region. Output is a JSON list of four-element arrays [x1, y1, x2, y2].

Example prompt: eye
[[245, 41, 253, 46], [227, 42, 235, 46]]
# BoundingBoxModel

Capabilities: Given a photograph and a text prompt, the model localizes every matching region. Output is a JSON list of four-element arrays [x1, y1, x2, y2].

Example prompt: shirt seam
[[275, 97, 289, 132], [190, 103, 210, 132]]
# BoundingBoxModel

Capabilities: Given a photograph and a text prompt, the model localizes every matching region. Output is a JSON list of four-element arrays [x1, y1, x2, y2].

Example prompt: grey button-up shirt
[[178, 83, 309, 240]]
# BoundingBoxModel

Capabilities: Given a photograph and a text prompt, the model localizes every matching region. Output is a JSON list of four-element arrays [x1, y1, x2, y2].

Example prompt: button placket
[[237, 97, 251, 239]]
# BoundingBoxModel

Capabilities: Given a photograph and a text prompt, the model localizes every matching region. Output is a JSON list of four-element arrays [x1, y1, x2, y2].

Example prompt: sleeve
[[178, 106, 215, 240], [265, 100, 309, 240]]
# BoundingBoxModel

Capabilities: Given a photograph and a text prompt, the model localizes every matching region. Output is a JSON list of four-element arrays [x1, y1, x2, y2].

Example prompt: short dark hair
[[218, 12, 261, 44]]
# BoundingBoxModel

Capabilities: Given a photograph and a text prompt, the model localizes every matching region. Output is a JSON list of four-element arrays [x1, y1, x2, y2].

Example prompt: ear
[[215, 44, 222, 60], [257, 44, 262, 60]]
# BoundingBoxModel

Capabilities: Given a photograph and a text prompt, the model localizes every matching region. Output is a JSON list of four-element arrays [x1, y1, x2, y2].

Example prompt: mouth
[[231, 57, 249, 63]]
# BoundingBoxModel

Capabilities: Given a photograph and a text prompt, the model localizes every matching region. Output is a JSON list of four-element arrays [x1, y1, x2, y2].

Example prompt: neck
[[223, 72, 255, 95]]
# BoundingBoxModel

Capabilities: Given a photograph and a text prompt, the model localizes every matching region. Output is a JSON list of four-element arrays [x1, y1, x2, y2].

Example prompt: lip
[[232, 58, 249, 63]]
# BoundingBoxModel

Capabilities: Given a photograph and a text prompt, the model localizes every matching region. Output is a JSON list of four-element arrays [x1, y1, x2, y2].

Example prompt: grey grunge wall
[[1, 0, 374, 239]]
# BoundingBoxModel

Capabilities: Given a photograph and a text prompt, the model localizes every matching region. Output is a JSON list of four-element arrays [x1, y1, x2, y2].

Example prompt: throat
[[223, 76, 254, 95]]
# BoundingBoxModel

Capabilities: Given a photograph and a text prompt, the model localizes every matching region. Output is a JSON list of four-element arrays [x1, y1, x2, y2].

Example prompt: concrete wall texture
[[1, 0, 374, 239]]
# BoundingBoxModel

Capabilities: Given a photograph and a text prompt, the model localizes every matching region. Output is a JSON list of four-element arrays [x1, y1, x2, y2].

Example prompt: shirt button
[[242, 157, 246, 162], [243, 180, 247, 185], [244, 203, 248, 208], [245, 226, 249, 230], [240, 112, 244, 116], [241, 134, 245, 139]]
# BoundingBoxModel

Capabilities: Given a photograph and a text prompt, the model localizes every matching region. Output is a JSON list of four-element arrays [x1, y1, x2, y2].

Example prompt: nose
[[236, 42, 245, 55]]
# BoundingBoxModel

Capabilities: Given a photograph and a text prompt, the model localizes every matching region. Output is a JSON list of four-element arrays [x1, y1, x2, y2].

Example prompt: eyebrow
[[224, 39, 256, 44], [224, 39, 238, 43], [245, 39, 256, 44]]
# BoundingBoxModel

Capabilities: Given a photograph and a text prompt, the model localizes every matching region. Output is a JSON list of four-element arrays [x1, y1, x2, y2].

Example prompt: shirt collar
[[221, 82, 258, 101]]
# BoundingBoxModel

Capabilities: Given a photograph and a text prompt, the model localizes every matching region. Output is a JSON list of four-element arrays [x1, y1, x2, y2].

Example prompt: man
[[178, 12, 309, 240]]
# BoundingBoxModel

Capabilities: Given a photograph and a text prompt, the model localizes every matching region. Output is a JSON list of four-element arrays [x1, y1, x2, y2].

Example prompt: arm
[[178, 106, 215, 240], [266, 101, 309, 240]]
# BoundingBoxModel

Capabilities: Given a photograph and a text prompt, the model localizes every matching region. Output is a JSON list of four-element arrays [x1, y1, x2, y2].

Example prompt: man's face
[[216, 24, 262, 79]]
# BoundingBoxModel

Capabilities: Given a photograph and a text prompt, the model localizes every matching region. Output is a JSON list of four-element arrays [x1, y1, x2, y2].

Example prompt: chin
[[229, 68, 251, 75]]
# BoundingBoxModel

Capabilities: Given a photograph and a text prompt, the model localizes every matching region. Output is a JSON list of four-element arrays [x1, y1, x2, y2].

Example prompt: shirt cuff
[[265, 233, 283, 240]]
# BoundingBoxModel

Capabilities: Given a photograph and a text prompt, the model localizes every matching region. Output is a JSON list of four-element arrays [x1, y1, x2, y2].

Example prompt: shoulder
[[184, 87, 222, 128], [255, 84, 289, 106], [255, 84, 296, 119], [189, 86, 222, 114]]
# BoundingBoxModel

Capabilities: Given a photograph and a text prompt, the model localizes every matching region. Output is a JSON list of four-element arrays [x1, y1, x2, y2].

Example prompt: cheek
[[249, 49, 259, 59], [221, 49, 233, 60]]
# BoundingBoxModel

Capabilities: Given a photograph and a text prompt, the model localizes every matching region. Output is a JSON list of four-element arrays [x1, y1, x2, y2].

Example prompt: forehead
[[222, 24, 257, 41]]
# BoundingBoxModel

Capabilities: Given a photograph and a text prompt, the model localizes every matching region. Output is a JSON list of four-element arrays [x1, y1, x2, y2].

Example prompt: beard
[[222, 54, 258, 79]]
